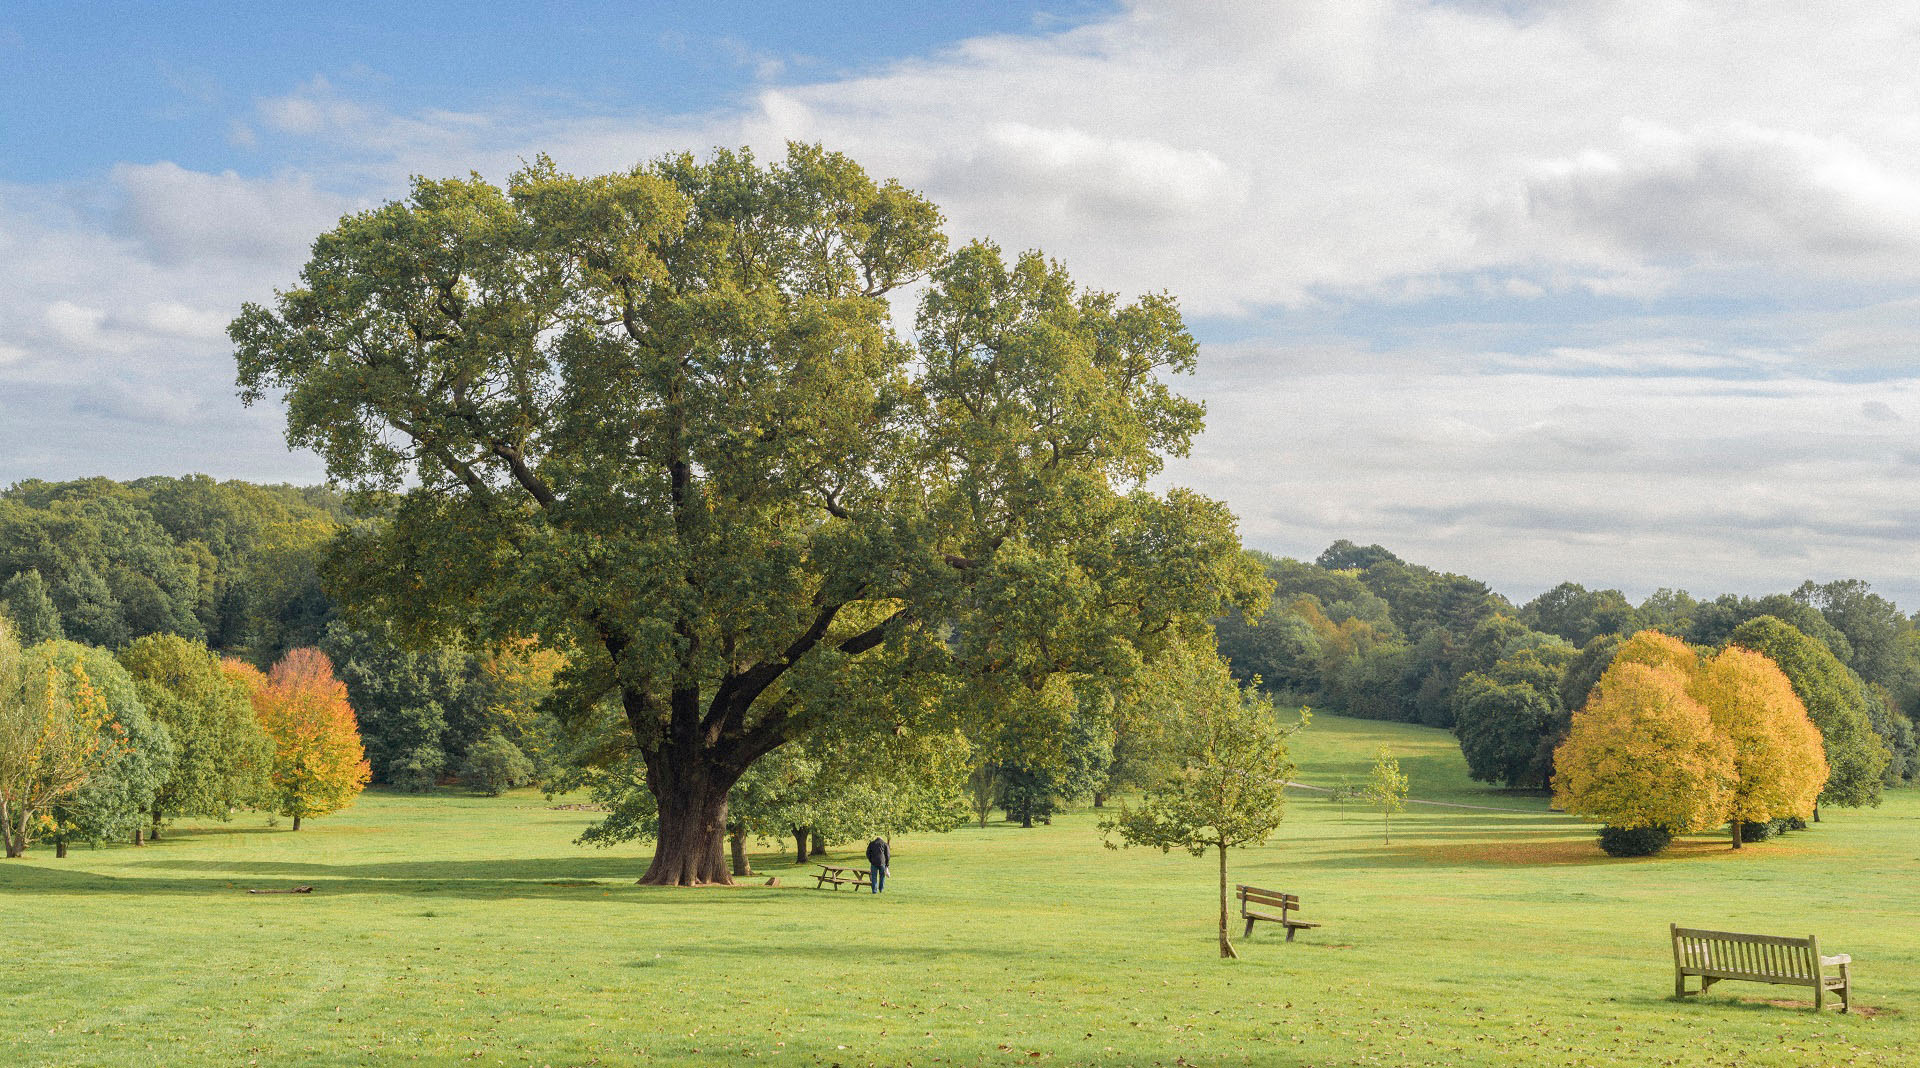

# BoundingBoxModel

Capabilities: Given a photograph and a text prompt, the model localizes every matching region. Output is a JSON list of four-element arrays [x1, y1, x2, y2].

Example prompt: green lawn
[[4, 714, 1914, 1066]]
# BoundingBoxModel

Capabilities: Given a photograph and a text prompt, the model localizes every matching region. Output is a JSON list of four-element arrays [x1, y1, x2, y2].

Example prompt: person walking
[[865, 836, 890, 894]]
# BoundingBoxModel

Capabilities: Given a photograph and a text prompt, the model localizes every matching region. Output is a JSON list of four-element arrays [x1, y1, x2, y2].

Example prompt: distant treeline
[[1215, 541, 1920, 786], [0, 477, 555, 791]]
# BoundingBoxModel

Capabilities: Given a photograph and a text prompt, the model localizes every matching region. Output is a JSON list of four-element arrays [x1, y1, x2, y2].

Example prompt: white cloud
[[10, 0, 1920, 605], [110, 161, 351, 266], [257, 76, 369, 136], [1512, 123, 1920, 268]]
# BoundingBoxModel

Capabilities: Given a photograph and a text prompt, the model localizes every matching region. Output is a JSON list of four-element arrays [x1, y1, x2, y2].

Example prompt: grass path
[[2, 713, 1914, 1066]]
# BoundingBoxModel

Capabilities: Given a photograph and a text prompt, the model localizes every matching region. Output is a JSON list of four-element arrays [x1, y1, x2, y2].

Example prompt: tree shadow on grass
[[0, 854, 884, 903]]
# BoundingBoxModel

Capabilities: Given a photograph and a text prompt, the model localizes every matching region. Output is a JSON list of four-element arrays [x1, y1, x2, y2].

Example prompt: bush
[[1597, 825, 1673, 857], [1738, 819, 1787, 842], [390, 745, 446, 793], [462, 731, 536, 796]]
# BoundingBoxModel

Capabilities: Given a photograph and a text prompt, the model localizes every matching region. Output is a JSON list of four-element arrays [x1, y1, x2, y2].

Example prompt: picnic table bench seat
[[1237, 884, 1318, 942], [812, 864, 872, 891], [1671, 924, 1851, 1012]]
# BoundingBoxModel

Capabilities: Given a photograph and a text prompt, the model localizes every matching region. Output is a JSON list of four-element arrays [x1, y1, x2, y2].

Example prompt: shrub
[[1738, 819, 1786, 842], [462, 731, 536, 796], [1597, 825, 1673, 857], [389, 745, 446, 793]]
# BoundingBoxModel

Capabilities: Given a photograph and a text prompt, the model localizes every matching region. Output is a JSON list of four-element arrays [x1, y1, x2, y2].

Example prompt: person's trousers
[[870, 865, 887, 893]]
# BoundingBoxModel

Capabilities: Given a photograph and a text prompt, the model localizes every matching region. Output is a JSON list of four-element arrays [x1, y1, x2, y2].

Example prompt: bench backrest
[[1237, 885, 1298, 911], [1671, 924, 1818, 981]]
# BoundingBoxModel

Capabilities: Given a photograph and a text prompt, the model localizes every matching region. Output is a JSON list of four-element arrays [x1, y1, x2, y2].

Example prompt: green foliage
[[1, 569, 64, 645], [35, 640, 175, 847], [1101, 649, 1299, 958], [1451, 644, 1575, 789], [1596, 825, 1671, 857], [321, 623, 490, 786], [234, 143, 1264, 884], [1726, 615, 1889, 806], [1520, 583, 1640, 646], [1102, 682, 1298, 858], [0, 476, 344, 657], [1364, 745, 1409, 843], [1557, 634, 1621, 714], [462, 730, 537, 796], [116, 634, 269, 826]]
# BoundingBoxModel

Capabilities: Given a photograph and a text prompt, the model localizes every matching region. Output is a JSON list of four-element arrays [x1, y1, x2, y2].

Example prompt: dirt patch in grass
[[1413, 837, 1614, 867]]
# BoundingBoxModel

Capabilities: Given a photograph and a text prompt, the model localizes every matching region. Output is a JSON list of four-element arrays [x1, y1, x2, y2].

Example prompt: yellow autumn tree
[[227, 650, 370, 830], [0, 620, 127, 857], [1687, 646, 1828, 847], [1609, 629, 1699, 676], [1552, 662, 1735, 849]]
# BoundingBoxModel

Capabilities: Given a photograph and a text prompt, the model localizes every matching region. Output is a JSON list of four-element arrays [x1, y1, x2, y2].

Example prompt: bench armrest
[[1819, 954, 1851, 967]]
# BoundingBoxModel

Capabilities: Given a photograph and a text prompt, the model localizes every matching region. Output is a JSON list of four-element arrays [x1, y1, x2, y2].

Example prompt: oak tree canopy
[[232, 144, 1265, 884]]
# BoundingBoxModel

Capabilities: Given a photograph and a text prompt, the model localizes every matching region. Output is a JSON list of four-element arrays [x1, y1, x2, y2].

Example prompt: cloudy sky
[[4, 0, 1918, 608]]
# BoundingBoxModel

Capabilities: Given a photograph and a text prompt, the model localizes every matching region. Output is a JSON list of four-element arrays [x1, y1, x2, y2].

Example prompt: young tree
[[36, 640, 174, 856], [1365, 746, 1409, 844], [1552, 662, 1735, 849], [1688, 646, 1828, 847], [118, 634, 269, 838], [230, 649, 371, 828], [1102, 648, 1300, 959], [1727, 615, 1890, 811], [0, 622, 127, 856], [233, 145, 1265, 884]]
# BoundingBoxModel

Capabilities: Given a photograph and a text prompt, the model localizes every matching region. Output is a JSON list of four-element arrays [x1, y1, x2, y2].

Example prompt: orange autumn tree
[[1687, 645, 1828, 848], [226, 650, 370, 830], [1552, 660, 1735, 854]]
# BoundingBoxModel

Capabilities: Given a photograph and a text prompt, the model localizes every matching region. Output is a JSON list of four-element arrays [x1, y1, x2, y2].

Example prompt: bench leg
[[1243, 917, 1255, 939], [1840, 965, 1851, 1013], [1675, 972, 1687, 999], [1285, 926, 1297, 943], [1814, 983, 1823, 1012]]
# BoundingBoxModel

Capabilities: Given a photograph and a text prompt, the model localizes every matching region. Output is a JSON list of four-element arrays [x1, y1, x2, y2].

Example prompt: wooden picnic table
[[813, 864, 872, 890]]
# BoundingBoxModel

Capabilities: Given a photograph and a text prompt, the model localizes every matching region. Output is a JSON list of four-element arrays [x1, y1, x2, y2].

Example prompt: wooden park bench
[[1237, 884, 1319, 942], [1671, 924, 1852, 1012], [812, 864, 872, 891]]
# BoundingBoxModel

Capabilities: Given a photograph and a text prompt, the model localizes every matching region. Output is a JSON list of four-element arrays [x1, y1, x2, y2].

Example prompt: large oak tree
[[232, 145, 1264, 885]]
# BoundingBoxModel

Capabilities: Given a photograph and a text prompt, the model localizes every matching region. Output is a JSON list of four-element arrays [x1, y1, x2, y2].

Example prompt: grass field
[[4, 713, 1915, 1067]]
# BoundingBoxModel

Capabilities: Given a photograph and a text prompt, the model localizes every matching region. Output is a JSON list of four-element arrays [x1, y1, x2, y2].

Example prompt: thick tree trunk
[[1092, 791, 1106, 809], [637, 766, 735, 886], [132, 828, 143, 847], [292, 815, 302, 831], [729, 829, 752, 877], [1730, 821, 1743, 849], [809, 828, 827, 858], [150, 809, 162, 842], [55, 837, 68, 859], [793, 827, 809, 865], [1218, 843, 1238, 959]]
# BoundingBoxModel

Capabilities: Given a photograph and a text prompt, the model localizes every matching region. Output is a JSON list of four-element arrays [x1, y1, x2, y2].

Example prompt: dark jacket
[[865, 837, 889, 868]]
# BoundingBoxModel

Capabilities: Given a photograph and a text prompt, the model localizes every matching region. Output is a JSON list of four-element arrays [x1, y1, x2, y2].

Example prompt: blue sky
[[3, 1, 1919, 609], [1, 1, 1111, 183]]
